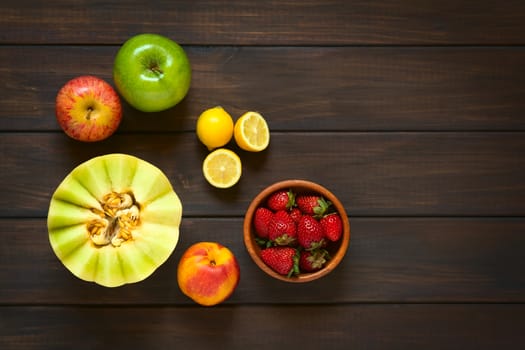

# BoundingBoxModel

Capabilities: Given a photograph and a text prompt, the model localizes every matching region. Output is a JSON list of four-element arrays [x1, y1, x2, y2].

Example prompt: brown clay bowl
[[243, 179, 350, 283]]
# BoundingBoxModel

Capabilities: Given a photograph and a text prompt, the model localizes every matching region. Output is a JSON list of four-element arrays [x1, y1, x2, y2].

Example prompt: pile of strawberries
[[253, 189, 344, 277]]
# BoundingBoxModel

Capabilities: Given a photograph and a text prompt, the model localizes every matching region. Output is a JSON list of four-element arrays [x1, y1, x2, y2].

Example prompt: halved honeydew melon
[[47, 153, 182, 287]]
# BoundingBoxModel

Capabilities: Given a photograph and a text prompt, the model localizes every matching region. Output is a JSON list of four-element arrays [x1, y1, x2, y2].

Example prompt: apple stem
[[86, 107, 93, 120], [151, 65, 163, 75]]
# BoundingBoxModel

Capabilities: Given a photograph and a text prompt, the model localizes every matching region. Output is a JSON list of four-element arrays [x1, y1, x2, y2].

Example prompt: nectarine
[[177, 242, 240, 306]]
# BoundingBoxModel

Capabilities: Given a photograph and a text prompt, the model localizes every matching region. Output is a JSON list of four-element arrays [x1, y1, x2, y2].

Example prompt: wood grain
[[1, 0, 524, 348], [1, 132, 523, 217], [2, 46, 525, 131], [2, 0, 525, 45], [2, 304, 524, 349], [2, 218, 524, 304]]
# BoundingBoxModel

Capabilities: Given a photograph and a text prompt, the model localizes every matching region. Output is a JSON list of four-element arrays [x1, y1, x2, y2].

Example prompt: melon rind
[[47, 153, 182, 287]]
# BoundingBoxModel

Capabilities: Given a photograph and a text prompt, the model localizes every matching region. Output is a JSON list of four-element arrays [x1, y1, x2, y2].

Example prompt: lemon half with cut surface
[[202, 148, 242, 188], [47, 153, 182, 287], [233, 111, 270, 152]]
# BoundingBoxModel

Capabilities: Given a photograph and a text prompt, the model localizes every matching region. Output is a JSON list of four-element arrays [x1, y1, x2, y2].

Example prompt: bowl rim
[[243, 179, 350, 283]]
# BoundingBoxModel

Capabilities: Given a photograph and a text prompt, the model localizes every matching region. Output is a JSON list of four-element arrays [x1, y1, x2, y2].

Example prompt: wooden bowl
[[243, 179, 350, 283]]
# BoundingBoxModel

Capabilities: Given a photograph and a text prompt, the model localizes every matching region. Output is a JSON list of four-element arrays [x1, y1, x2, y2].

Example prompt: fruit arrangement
[[253, 188, 345, 277], [197, 106, 270, 189], [49, 32, 349, 303], [55, 33, 191, 141], [49, 33, 252, 302]]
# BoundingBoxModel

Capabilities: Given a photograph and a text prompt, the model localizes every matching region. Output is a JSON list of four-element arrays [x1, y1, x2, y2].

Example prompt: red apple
[[55, 75, 122, 142], [177, 242, 240, 306]]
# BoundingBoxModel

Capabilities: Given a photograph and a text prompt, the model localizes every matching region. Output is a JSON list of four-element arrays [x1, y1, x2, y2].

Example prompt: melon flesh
[[47, 153, 182, 287]]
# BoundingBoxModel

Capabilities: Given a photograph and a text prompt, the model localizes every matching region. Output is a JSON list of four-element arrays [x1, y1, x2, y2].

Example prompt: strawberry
[[260, 246, 299, 276], [320, 213, 343, 242], [296, 194, 331, 218], [289, 207, 302, 223], [268, 210, 297, 246], [267, 189, 295, 211], [253, 207, 274, 239], [297, 215, 326, 250], [299, 249, 328, 272]]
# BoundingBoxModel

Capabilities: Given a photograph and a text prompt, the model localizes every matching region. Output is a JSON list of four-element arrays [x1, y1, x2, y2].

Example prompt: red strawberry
[[268, 210, 297, 246], [320, 213, 343, 242], [296, 195, 331, 218], [260, 246, 299, 276], [253, 207, 274, 238], [299, 249, 328, 272], [289, 207, 302, 223], [267, 189, 295, 211], [297, 215, 326, 250]]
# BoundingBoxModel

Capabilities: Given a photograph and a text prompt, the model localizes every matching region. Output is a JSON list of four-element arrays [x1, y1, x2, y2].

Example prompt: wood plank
[[1, 304, 524, 349], [1, 132, 524, 217], [2, 218, 524, 304], [2, 1, 525, 45], [2, 46, 525, 131]]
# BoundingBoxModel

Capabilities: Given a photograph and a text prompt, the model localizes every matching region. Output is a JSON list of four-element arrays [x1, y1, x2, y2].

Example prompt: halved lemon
[[233, 111, 270, 152], [202, 148, 242, 188]]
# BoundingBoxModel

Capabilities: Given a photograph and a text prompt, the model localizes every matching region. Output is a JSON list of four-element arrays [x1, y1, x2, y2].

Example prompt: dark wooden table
[[1, 1, 525, 349]]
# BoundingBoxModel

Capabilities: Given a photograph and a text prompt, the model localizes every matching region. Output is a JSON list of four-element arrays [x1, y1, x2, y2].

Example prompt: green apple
[[113, 33, 191, 112]]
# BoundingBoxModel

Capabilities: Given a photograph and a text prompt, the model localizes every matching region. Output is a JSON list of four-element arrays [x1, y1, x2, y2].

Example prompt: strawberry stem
[[287, 249, 301, 278], [287, 189, 296, 209], [313, 198, 332, 218]]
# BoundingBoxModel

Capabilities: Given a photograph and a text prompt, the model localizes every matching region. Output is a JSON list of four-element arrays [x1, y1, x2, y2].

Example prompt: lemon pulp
[[233, 111, 270, 152], [202, 148, 242, 188]]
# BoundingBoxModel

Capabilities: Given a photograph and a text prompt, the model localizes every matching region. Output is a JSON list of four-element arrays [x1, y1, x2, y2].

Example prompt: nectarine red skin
[[177, 242, 240, 306]]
